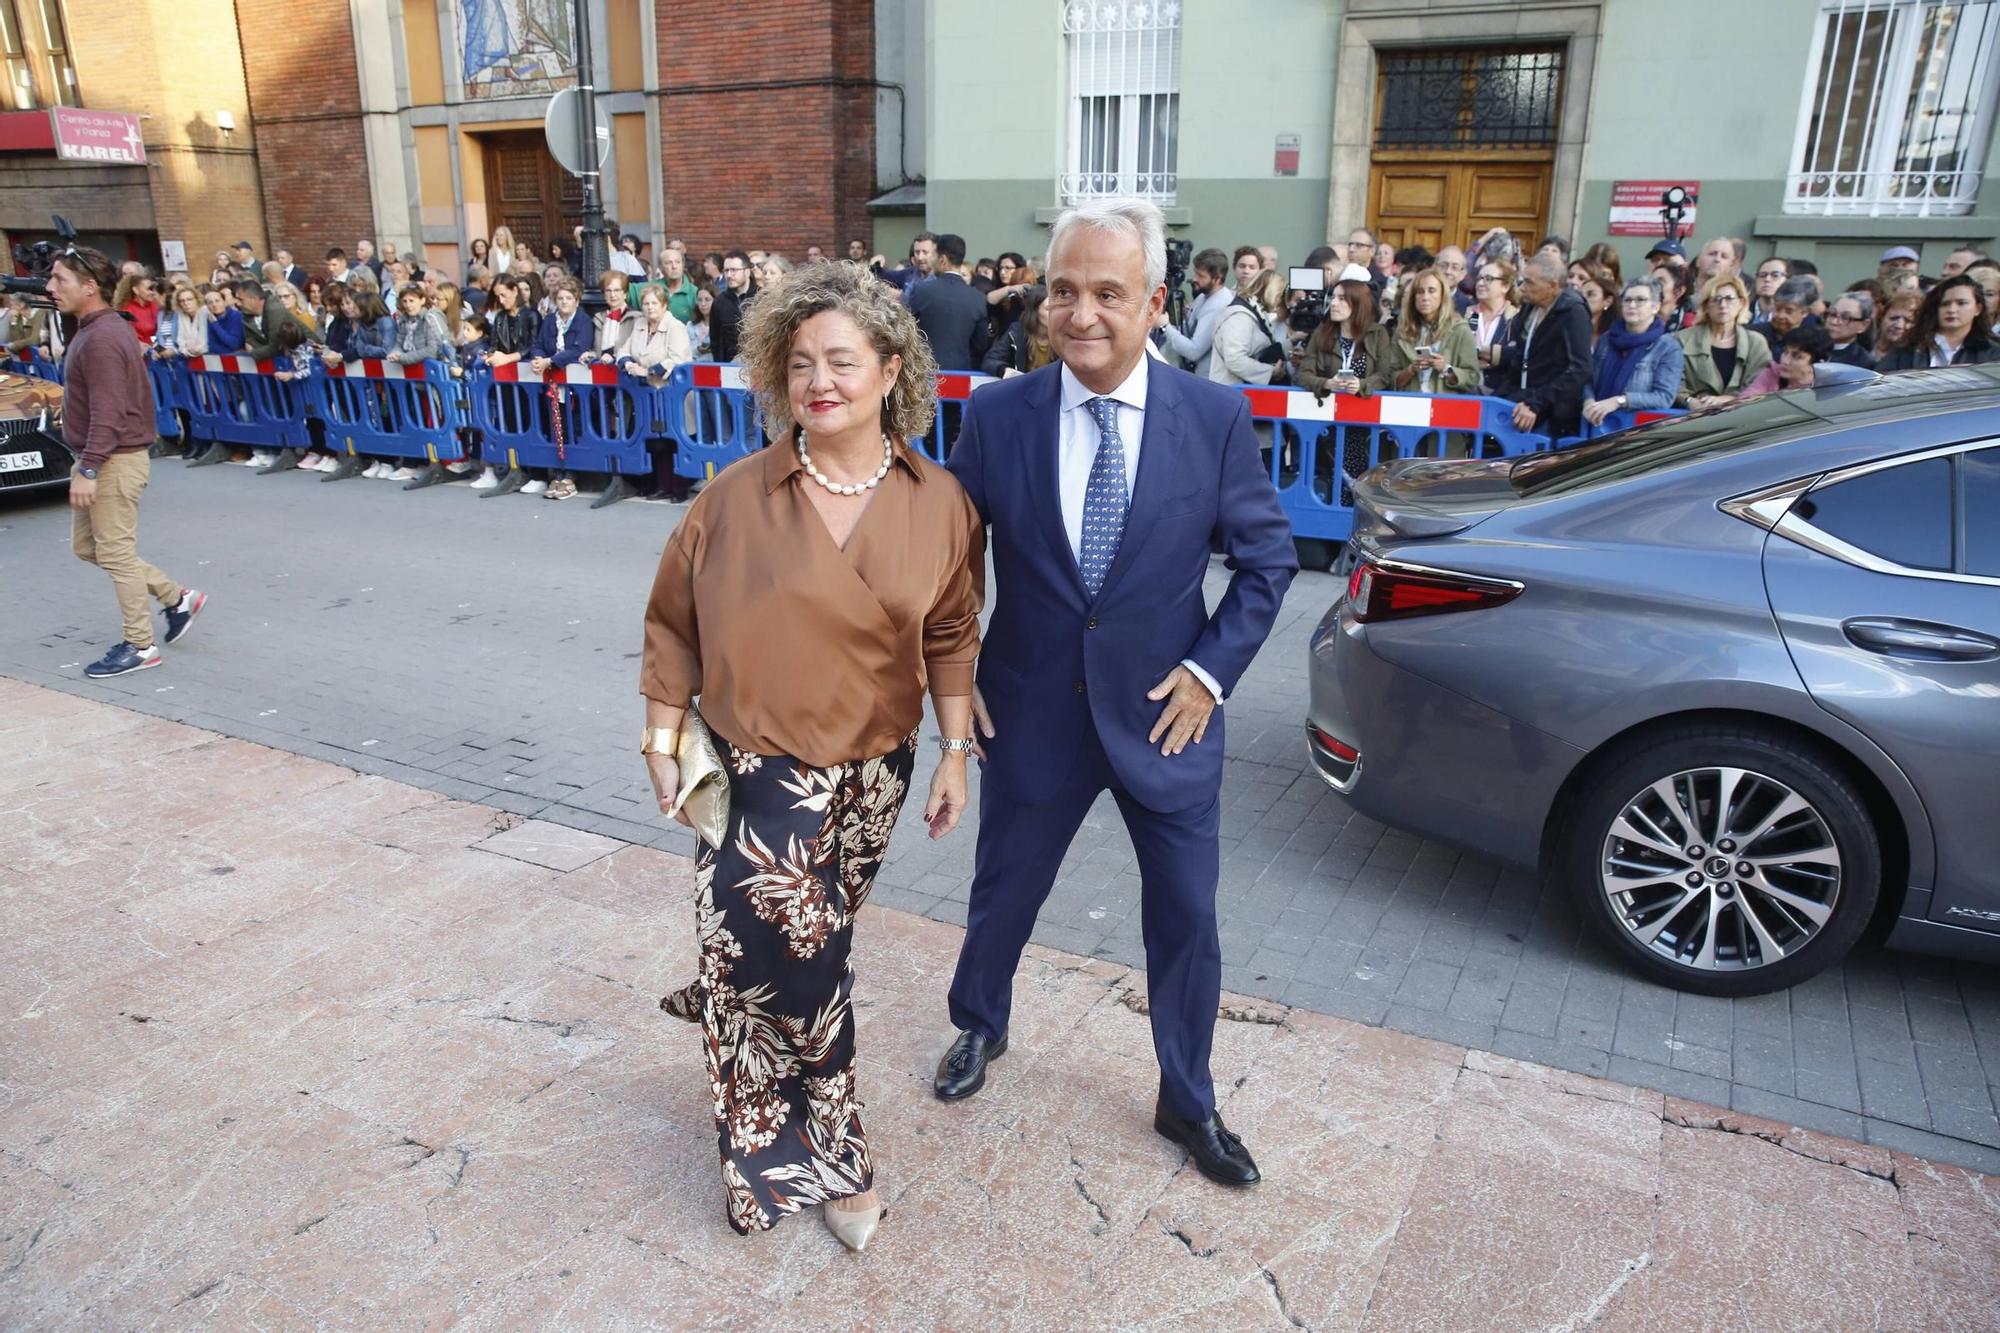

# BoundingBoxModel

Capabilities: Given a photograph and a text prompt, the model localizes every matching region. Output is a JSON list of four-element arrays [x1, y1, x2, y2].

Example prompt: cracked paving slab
[[3, 681, 1998, 1330]]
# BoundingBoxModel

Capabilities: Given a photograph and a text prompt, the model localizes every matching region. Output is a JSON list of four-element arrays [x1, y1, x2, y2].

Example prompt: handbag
[[667, 705, 731, 849]]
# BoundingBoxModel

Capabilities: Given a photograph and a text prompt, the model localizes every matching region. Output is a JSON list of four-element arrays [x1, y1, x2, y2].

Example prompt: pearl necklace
[[797, 431, 893, 496]]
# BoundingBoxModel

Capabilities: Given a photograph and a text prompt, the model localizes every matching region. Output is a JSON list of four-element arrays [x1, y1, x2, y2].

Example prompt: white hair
[[1047, 196, 1167, 294]]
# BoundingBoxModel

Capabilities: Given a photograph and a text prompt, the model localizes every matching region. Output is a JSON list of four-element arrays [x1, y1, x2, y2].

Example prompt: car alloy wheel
[[1600, 766, 1841, 974]]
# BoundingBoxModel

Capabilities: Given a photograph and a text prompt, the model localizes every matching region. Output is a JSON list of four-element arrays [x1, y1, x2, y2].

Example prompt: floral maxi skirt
[[661, 730, 916, 1234]]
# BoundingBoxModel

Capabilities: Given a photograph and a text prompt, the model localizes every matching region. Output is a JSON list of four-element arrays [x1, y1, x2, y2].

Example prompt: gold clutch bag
[[668, 706, 731, 849]]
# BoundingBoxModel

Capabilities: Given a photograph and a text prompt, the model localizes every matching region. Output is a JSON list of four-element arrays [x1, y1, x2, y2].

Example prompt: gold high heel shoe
[[823, 1192, 883, 1252]]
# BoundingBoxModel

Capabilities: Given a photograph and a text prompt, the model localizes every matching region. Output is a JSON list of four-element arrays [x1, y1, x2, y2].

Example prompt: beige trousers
[[72, 451, 182, 648]]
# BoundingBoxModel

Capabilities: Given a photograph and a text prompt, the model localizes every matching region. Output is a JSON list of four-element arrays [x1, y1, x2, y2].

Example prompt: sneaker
[[469, 467, 499, 490], [317, 455, 343, 473], [298, 451, 323, 469], [84, 641, 161, 678], [387, 465, 418, 481], [250, 450, 276, 467], [162, 590, 207, 646], [444, 460, 473, 475], [521, 479, 548, 495], [360, 461, 382, 478]]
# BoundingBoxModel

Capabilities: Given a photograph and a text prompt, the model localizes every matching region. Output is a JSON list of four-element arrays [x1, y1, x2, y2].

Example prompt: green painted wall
[[928, 3, 1064, 182], [922, 177, 1333, 271], [1581, 0, 2000, 288], [923, 0, 1338, 266]]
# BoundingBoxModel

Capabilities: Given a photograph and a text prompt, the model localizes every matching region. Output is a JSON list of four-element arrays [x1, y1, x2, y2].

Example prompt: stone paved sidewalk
[[4, 681, 1997, 1330], [8, 468, 1999, 1174]]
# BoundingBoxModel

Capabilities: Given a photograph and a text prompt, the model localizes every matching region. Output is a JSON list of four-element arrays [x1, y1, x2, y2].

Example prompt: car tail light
[[1347, 559, 1522, 624], [1309, 726, 1358, 762]]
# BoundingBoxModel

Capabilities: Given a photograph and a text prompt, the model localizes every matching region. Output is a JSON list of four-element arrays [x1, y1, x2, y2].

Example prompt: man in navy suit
[[934, 198, 1297, 1186]]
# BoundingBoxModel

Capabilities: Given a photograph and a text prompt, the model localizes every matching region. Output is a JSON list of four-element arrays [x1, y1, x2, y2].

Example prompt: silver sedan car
[[1306, 366, 2000, 996]]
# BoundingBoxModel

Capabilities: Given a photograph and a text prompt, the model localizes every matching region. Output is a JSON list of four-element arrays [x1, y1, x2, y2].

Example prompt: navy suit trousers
[[947, 721, 1223, 1121]]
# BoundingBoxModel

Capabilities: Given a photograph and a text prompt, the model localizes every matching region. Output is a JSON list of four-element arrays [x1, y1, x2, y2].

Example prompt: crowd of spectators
[[4, 217, 1996, 500]]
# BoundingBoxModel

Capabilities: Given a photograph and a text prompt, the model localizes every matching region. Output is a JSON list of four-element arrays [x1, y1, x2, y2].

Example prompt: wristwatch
[[639, 726, 680, 756], [936, 736, 974, 754], [77, 465, 99, 480]]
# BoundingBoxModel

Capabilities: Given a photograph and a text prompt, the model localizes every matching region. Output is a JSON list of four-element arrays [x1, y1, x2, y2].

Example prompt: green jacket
[[1296, 324, 1396, 396], [1368, 317, 1482, 394], [1676, 323, 1771, 402]]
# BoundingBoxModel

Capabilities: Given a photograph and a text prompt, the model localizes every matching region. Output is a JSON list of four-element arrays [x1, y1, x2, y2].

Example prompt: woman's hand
[[1582, 397, 1612, 426], [644, 752, 692, 827], [924, 756, 967, 839]]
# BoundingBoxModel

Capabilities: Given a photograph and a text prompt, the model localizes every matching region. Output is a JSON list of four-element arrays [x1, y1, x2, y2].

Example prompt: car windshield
[[1508, 400, 1818, 498]]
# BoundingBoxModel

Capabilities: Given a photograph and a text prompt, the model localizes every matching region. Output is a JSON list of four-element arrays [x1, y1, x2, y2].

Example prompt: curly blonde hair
[[738, 260, 938, 441]]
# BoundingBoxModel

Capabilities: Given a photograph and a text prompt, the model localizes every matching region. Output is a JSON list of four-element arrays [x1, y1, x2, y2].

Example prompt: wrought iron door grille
[[1375, 47, 1564, 151]]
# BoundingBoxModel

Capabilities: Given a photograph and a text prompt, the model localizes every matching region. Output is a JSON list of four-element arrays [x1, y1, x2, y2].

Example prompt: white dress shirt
[[1057, 356, 1224, 701]]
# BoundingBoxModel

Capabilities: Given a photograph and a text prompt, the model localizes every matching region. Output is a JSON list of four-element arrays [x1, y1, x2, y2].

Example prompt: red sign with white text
[[1608, 180, 1698, 237], [51, 108, 146, 164]]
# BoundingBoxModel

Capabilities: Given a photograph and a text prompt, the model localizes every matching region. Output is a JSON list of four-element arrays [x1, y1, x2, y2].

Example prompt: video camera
[[4, 214, 77, 304], [1287, 265, 1330, 337], [1659, 186, 1697, 245], [1162, 237, 1193, 329]]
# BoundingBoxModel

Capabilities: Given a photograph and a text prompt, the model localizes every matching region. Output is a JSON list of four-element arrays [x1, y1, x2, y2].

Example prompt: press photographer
[[1152, 246, 1230, 377]]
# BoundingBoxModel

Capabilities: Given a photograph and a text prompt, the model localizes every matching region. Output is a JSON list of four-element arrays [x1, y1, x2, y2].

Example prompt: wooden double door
[[479, 130, 582, 259], [1368, 155, 1553, 255]]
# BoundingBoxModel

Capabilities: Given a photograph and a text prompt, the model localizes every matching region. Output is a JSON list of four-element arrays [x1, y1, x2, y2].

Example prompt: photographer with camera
[[1153, 246, 1231, 377], [52, 245, 207, 679]]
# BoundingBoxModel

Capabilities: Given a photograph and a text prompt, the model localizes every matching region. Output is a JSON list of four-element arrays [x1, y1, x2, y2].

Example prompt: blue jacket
[[533, 310, 590, 367], [325, 314, 393, 361], [1587, 331, 1684, 411], [206, 307, 244, 354], [946, 361, 1297, 813]]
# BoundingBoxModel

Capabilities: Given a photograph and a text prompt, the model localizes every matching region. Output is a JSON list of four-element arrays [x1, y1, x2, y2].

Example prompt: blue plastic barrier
[[663, 362, 762, 481], [561, 363, 657, 476], [2, 350, 62, 384], [1241, 387, 1551, 547], [311, 358, 467, 465], [182, 355, 311, 449], [661, 363, 1000, 478], [146, 357, 188, 441], [1552, 406, 1689, 449]]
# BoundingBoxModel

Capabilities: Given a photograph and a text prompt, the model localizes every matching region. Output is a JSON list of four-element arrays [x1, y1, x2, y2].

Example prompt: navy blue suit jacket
[[948, 361, 1297, 813]]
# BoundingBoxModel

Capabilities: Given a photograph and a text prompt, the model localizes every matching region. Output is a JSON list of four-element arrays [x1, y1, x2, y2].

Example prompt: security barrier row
[[4, 351, 1681, 548]]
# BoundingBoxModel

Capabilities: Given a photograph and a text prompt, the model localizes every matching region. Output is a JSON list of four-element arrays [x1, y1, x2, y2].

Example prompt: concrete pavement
[[4, 680, 1997, 1330]]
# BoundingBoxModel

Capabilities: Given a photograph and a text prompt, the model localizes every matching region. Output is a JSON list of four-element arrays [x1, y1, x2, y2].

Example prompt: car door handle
[[1842, 617, 2000, 661]]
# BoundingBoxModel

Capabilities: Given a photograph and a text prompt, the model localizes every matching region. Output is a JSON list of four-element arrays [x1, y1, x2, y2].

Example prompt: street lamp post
[[572, 0, 607, 309]]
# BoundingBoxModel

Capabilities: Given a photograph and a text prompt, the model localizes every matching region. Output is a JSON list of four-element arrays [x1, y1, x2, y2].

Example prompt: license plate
[[0, 450, 44, 474]]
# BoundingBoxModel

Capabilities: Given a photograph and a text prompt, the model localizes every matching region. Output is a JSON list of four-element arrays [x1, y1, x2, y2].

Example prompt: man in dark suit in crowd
[[275, 248, 309, 291], [907, 233, 992, 372], [709, 250, 757, 363], [1497, 252, 1593, 438]]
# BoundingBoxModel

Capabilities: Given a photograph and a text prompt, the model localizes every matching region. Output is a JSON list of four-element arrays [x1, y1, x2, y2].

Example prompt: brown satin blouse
[[641, 440, 984, 767]]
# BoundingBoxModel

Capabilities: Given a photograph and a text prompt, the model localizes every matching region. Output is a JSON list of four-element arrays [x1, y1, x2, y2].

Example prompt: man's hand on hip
[[1147, 665, 1215, 756], [69, 474, 96, 511]]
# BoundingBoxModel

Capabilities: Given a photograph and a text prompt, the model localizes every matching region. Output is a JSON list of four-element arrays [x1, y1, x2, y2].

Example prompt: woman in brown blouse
[[640, 261, 982, 1250]]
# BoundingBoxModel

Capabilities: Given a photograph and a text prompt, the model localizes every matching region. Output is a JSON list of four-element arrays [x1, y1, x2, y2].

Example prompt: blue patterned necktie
[[1079, 396, 1129, 597]]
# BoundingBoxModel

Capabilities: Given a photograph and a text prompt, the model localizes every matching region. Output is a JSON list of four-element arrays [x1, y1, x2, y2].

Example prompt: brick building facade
[[0, 0, 265, 273], [1, 0, 912, 284], [235, 0, 374, 273]]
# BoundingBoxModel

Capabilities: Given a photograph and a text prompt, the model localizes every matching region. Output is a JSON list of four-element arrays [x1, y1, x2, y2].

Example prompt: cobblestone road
[[5, 459, 1998, 1172]]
